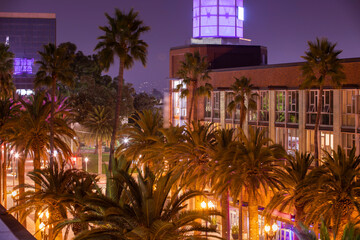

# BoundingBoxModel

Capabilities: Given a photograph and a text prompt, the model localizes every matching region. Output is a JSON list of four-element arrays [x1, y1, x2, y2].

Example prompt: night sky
[[1, 0, 360, 92]]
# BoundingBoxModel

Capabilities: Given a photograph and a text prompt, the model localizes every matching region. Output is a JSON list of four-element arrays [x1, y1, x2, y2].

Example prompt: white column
[[269, 90, 276, 142], [333, 89, 341, 149], [299, 90, 307, 153]]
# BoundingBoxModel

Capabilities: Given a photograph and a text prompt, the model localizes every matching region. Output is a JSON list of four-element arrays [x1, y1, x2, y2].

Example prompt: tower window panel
[[193, 18, 199, 27], [236, 28, 244, 37], [193, 7, 200, 17], [193, 28, 200, 38], [238, 7, 244, 20], [201, 16, 217, 26], [219, 7, 236, 15], [201, 27, 218, 37], [194, 0, 200, 7], [219, 16, 235, 26], [219, 27, 235, 37], [220, 0, 235, 6], [201, 0, 217, 5], [201, 6, 218, 15]]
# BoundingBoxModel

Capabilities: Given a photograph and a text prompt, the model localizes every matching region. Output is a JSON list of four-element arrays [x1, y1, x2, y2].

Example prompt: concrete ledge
[[0, 12, 55, 19], [0, 205, 36, 240]]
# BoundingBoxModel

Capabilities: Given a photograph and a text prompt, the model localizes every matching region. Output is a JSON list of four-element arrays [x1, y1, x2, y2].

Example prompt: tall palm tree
[[83, 105, 112, 174], [5, 91, 76, 220], [176, 51, 212, 122], [300, 38, 345, 161], [300, 147, 360, 240], [211, 128, 285, 240], [75, 161, 219, 240], [35, 43, 75, 168], [265, 152, 314, 229], [0, 98, 20, 207], [227, 76, 258, 128], [95, 8, 150, 174], [0, 43, 15, 98], [209, 129, 237, 240]]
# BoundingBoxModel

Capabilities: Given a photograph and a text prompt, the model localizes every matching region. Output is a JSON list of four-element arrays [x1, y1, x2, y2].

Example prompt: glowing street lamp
[[84, 157, 89, 171], [264, 223, 279, 240], [123, 137, 130, 144]]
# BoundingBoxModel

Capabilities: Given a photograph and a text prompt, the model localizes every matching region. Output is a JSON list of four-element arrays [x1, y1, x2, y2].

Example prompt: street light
[[84, 157, 89, 171], [264, 223, 279, 240]]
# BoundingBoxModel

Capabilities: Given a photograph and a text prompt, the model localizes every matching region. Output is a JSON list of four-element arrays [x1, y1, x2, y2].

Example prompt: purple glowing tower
[[193, 0, 244, 39]]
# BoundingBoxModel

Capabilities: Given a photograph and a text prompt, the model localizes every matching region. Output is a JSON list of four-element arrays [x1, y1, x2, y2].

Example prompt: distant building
[[0, 12, 56, 93]]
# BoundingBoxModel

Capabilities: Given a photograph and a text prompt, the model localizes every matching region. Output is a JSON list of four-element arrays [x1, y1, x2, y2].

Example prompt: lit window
[[238, 7, 244, 21]]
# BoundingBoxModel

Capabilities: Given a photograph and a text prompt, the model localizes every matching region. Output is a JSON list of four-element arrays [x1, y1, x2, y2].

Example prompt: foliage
[[227, 76, 257, 127], [0, 43, 15, 98], [95, 8, 150, 172], [133, 92, 160, 113], [176, 51, 212, 122], [300, 147, 360, 239], [75, 158, 220, 240]]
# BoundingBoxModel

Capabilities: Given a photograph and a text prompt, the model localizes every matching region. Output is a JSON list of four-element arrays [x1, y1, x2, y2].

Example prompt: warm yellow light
[[264, 224, 271, 233], [11, 191, 17, 197], [39, 212, 44, 218], [45, 211, 49, 219], [208, 201, 215, 209], [272, 223, 279, 232], [14, 153, 19, 159], [39, 222, 45, 230], [201, 201, 207, 209]]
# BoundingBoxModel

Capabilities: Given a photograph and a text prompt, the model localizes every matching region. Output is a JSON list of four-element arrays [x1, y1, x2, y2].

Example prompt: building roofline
[[211, 57, 360, 72], [170, 44, 266, 51], [0, 12, 56, 19]]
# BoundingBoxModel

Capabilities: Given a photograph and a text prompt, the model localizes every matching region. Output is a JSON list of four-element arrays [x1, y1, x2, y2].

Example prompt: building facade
[[0, 12, 56, 92]]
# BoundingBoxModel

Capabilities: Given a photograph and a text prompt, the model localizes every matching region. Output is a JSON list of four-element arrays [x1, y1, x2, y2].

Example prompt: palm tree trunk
[[2, 143, 6, 208], [50, 77, 56, 169], [98, 137, 102, 174], [193, 82, 198, 122], [238, 192, 243, 240], [221, 191, 230, 240], [240, 101, 245, 128], [18, 156, 26, 227], [248, 194, 259, 240], [314, 86, 323, 163], [109, 60, 125, 174], [0, 143, 2, 206], [34, 150, 41, 190], [188, 83, 195, 123], [294, 205, 304, 230]]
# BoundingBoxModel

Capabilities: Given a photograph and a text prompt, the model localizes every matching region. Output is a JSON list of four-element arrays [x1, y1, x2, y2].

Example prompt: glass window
[[342, 90, 357, 127], [225, 92, 233, 120], [306, 90, 333, 126], [213, 92, 220, 119], [288, 91, 299, 123], [342, 133, 355, 157], [205, 95, 212, 118], [259, 91, 269, 122], [275, 91, 286, 123]]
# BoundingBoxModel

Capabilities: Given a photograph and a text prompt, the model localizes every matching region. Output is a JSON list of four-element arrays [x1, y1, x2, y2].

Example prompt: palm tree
[[95, 8, 150, 174], [211, 128, 285, 240], [300, 147, 360, 240], [83, 105, 112, 174], [0, 98, 20, 207], [169, 121, 216, 189], [75, 159, 219, 240], [265, 152, 314, 229], [117, 110, 163, 171], [300, 38, 345, 161], [209, 129, 237, 240], [176, 51, 213, 122], [0, 43, 15, 98], [227, 76, 257, 128], [5, 92, 75, 228], [10, 161, 98, 240], [35, 43, 75, 168]]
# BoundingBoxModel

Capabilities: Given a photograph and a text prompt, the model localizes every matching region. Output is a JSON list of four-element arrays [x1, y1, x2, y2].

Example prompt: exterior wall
[[169, 45, 360, 155], [0, 13, 56, 90]]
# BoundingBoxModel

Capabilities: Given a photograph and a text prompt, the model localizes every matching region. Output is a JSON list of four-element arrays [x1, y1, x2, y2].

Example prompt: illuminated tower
[[193, 0, 244, 39]]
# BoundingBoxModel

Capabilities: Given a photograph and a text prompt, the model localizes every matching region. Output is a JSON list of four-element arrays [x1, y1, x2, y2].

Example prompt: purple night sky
[[1, 0, 360, 92]]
